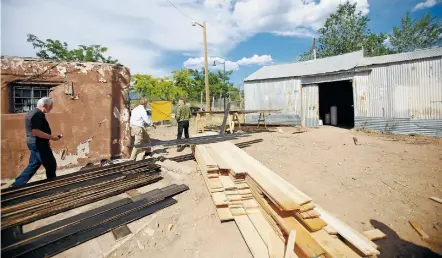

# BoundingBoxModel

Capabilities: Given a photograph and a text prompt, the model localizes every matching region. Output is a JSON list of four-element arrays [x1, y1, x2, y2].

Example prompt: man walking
[[11, 97, 62, 187], [130, 99, 156, 160], [176, 97, 191, 141]]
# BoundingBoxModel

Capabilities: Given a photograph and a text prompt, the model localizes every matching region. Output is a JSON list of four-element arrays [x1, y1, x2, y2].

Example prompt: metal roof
[[244, 50, 364, 81], [244, 47, 442, 82], [357, 46, 442, 66]]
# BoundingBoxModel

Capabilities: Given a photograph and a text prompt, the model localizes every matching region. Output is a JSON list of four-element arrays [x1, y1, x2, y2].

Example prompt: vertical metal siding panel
[[244, 78, 302, 124], [355, 57, 442, 136], [302, 84, 319, 128]]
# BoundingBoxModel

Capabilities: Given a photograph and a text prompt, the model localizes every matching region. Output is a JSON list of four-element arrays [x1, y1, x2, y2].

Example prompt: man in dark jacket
[[175, 97, 192, 140], [11, 97, 62, 187]]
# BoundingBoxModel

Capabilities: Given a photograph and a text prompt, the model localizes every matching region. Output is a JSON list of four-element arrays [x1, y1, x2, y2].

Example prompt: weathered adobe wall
[[1, 57, 131, 179]]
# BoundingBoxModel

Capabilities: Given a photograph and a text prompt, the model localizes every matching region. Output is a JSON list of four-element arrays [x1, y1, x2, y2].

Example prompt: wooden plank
[[20, 198, 177, 258], [195, 145, 218, 171], [299, 210, 320, 219], [224, 141, 311, 210], [248, 212, 285, 258], [429, 196, 442, 204], [311, 230, 361, 258], [249, 186, 326, 258], [205, 144, 231, 170], [219, 102, 231, 135], [210, 142, 248, 176], [219, 175, 236, 190], [294, 214, 327, 232], [217, 207, 234, 222], [314, 206, 379, 256], [212, 192, 229, 206], [236, 183, 250, 189], [362, 229, 387, 241], [231, 207, 247, 216], [299, 202, 316, 212], [323, 225, 338, 235], [2, 185, 188, 257], [234, 215, 270, 258], [409, 221, 430, 240], [285, 230, 297, 258]]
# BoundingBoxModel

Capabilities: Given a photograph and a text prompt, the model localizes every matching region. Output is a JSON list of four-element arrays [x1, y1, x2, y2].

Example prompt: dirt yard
[[104, 123, 442, 258]]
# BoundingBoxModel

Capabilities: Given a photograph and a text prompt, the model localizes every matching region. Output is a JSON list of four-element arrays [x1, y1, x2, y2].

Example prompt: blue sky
[[2, 0, 441, 87]]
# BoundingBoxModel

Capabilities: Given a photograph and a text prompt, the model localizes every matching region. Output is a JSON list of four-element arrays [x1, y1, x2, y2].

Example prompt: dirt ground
[[105, 123, 442, 258]]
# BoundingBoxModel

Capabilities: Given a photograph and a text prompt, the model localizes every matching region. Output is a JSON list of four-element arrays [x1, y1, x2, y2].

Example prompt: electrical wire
[[166, 0, 195, 21]]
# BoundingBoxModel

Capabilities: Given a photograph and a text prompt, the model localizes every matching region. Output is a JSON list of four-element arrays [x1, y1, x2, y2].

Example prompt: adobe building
[[1, 56, 131, 179]]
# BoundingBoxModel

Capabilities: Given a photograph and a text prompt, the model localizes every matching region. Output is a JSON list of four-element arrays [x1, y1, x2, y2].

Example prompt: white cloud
[[1, 0, 369, 77], [412, 0, 440, 11], [383, 37, 392, 47], [184, 54, 273, 71], [237, 54, 273, 66]]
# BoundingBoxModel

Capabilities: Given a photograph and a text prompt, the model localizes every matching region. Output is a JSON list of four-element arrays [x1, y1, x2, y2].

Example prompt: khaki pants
[[130, 126, 151, 160]]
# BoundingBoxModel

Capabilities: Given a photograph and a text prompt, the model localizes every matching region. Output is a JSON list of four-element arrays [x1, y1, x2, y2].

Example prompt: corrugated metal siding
[[354, 58, 442, 120], [244, 78, 302, 125], [302, 84, 319, 128], [355, 117, 442, 137], [301, 72, 354, 85]]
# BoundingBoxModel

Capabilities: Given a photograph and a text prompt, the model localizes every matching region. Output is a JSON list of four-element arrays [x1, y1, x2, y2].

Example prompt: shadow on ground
[[370, 220, 441, 258]]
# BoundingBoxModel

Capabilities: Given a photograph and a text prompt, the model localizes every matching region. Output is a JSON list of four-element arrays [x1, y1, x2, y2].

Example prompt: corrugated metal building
[[244, 47, 442, 136]]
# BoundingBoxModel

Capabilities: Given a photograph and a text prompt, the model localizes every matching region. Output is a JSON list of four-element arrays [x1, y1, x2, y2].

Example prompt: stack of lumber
[[1, 184, 189, 258], [1, 158, 162, 230], [194, 142, 380, 258]]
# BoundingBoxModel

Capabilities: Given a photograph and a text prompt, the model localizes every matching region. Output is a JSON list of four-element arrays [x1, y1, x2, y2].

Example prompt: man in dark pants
[[11, 97, 62, 187], [175, 98, 191, 148]]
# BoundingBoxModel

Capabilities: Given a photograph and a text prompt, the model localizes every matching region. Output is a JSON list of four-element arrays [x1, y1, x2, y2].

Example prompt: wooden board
[[209, 142, 248, 176], [231, 207, 247, 216], [314, 206, 379, 256], [311, 229, 361, 258], [285, 230, 298, 258], [409, 221, 430, 240], [248, 212, 285, 258], [195, 145, 218, 171], [249, 186, 326, 257], [323, 225, 338, 235], [299, 210, 320, 219], [294, 213, 327, 232], [234, 215, 270, 258], [299, 202, 316, 212], [362, 229, 387, 241], [212, 192, 228, 206], [219, 176, 236, 190], [205, 144, 231, 170], [216, 207, 234, 222], [429, 196, 442, 204], [222, 142, 310, 210]]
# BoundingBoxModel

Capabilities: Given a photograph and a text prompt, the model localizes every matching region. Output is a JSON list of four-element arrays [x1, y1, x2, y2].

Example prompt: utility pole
[[203, 22, 210, 111], [313, 38, 317, 60], [192, 21, 211, 111]]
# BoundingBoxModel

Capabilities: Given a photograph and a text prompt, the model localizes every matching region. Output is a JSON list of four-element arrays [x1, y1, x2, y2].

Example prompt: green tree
[[390, 12, 442, 53], [131, 74, 186, 101], [299, 2, 389, 61], [27, 34, 118, 63], [172, 69, 201, 101]]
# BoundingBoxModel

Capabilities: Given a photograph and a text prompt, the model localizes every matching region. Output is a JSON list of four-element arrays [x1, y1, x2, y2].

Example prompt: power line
[[166, 0, 195, 21]]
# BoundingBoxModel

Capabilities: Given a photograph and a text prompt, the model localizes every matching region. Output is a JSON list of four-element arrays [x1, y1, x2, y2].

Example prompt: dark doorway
[[318, 80, 354, 128]]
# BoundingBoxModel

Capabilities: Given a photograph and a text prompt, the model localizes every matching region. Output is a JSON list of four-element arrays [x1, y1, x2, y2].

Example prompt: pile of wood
[[194, 141, 380, 258], [1, 159, 162, 230], [1, 184, 189, 258]]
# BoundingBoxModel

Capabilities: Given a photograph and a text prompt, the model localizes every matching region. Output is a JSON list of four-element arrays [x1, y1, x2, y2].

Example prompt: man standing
[[176, 97, 191, 140], [11, 97, 62, 187], [130, 99, 156, 160]]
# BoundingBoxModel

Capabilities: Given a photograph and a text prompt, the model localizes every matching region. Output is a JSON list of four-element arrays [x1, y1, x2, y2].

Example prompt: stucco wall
[[1, 57, 131, 179]]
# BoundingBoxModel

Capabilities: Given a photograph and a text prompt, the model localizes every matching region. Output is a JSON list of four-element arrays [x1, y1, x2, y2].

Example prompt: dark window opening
[[318, 80, 354, 128], [12, 84, 52, 113]]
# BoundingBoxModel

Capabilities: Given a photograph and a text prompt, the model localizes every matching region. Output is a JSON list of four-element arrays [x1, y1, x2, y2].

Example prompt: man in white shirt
[[130, 99, 156, 160]]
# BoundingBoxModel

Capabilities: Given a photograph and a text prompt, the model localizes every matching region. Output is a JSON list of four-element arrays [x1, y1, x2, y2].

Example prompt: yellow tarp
[[151, 101, 172, 122]]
